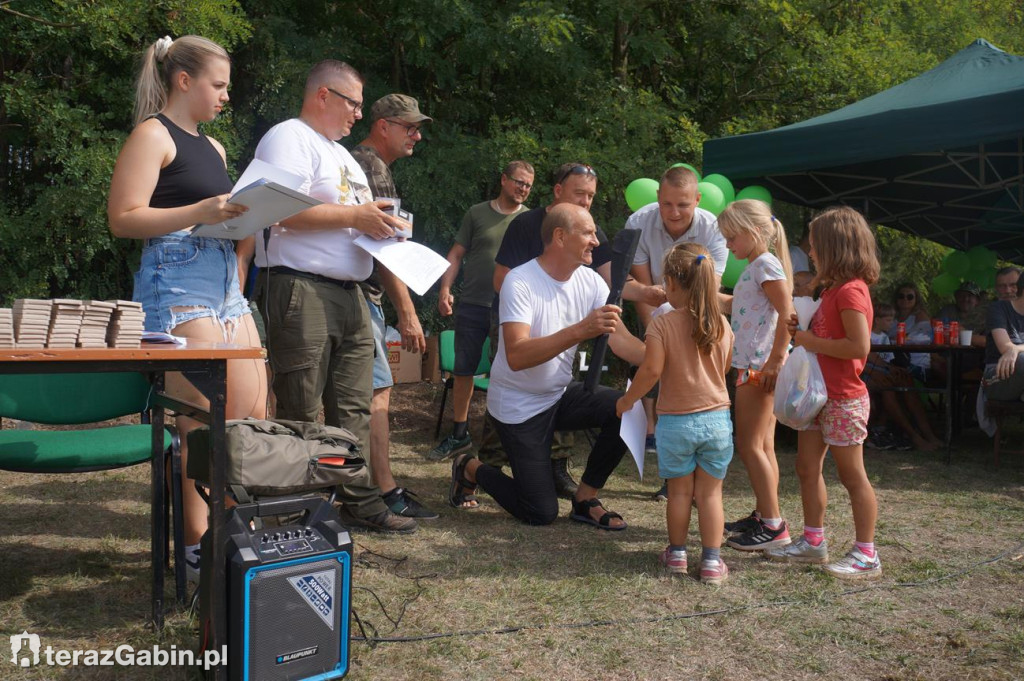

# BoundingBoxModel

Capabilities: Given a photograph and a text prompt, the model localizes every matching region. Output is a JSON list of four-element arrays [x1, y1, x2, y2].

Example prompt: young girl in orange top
[[765, 206, 882, 580], [617, 243, 734, 584]]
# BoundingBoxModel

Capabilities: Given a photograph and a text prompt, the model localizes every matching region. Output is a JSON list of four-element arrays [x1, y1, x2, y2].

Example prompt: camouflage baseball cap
[[370, 94, 433, 123], [956, 280, 981, 297]]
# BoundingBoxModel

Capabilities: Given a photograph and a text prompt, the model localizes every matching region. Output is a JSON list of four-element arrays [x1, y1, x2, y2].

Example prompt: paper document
[[619, 379, 649, 480], [141, 331, 187, 345], [354, 236, 449, 296], [231, 158, 304, 193], [192, 179, 321, 239]]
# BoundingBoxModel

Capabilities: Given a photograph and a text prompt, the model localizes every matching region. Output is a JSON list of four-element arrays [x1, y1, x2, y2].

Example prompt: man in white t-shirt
[[448, 204, 645, 528], [252, 60, 416, 534]]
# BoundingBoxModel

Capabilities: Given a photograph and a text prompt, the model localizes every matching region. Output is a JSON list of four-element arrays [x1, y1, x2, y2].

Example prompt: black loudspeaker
[[201, 495, 352, 681]]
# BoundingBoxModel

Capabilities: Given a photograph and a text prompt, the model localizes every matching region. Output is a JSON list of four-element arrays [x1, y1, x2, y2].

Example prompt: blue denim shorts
[[655, 410, 734, 480], [367, 299, 394, 390], [133, 233, 249, 335]]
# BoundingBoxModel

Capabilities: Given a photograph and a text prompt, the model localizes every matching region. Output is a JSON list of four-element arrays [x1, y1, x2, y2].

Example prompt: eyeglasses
[[326, 87, 363, 114], [385, 119, 422, 137], [897, 293, 916, 300], [505, 176, 533, 190], [555, 164, 598, 186]]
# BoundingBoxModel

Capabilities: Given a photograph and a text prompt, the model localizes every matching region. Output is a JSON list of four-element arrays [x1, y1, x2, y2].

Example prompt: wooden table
[[0, 342, 264, 680], [870, 342, 985, 461]]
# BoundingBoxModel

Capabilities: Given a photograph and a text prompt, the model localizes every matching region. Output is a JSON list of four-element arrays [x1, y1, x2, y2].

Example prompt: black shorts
[[454, 302, 492, 375]]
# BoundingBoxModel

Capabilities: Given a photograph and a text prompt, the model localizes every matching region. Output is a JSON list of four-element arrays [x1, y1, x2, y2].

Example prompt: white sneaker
[[824, 547, 882, 581], [764, 536, 829, 564]]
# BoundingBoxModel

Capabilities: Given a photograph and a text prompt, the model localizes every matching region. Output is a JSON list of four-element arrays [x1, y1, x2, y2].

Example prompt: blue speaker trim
[[242, 552, 351, 681]]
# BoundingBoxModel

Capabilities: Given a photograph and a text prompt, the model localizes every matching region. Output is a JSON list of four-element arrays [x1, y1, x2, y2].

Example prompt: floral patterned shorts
[[806, 394, 870, 447]]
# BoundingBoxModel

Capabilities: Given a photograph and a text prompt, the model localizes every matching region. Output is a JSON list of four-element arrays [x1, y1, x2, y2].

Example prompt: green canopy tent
[[702, 39, 1024, 261]]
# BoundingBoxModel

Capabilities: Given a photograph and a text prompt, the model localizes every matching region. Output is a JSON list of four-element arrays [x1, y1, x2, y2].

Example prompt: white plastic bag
[[773, 346, 828, 429]]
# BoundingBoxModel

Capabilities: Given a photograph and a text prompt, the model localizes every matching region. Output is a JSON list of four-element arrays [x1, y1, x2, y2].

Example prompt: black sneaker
[[724, 510, 760, 535], [651, 481, 668, 502], [336, 506, 417, 534], [726, 519, 792, 551], [552, 458, 578, 500], [382, 487, 439, 520]]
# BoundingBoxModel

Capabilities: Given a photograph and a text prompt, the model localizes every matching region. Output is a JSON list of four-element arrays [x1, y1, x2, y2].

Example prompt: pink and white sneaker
[[824, 547, 882, 581], [659, 547, 687, 575], [700, 559, 729, 585]]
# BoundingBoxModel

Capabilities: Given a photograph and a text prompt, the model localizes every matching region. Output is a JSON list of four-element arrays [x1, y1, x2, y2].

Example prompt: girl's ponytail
[[662, 243, 724, 354], [132, 35, 230, 127]]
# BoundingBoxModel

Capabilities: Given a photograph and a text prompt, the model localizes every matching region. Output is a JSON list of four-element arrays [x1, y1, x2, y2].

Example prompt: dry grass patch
[[2, 383, 1023, 679]]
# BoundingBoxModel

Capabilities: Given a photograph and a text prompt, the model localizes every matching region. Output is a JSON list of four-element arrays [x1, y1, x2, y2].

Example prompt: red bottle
[[933, 320, 945, 345], [950, 320, 961, 344], [896, 322, 906, 345]]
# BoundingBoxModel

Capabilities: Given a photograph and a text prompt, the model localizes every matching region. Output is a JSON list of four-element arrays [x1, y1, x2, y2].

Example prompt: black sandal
[[569, 497, 627, 531], [449, 452, 479, 509]]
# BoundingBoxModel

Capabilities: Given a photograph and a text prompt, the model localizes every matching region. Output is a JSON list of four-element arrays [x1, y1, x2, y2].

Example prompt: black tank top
[[149, 113, 233, 209]]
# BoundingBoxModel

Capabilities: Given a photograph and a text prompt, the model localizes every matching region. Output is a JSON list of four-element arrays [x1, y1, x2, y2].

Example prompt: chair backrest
[[475, 337, 492, 375], [439, 330, 455, 373], [0, 373, 152, 425], [439, 331, 492, 377]]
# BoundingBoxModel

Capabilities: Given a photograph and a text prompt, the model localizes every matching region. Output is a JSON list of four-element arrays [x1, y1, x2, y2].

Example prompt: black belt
[[267, 266, 357, 289]]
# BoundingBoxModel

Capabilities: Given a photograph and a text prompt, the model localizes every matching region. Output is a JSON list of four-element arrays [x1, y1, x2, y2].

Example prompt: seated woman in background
[[889, 282, 932, 338], [984, 276, 1024, 401], [863, 302, 944, 451]]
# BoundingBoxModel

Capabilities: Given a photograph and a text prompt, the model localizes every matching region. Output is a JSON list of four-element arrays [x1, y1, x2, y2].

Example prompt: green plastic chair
[[434, 330, 490, 438], [0, 372, 185, 611]]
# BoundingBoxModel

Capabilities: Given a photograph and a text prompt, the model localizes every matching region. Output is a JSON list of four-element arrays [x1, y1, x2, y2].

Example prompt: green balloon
[[974, 267, 996, 290], [943, 251, 971, 278], [670, 163, 701, 182], [624, 178, 659, 212], [702, 173, 736, 205], [932, 273, 960, 297], [697, 181, 726, 216], [722, 252, 748, 289], [735, 185, 773, 206], [967, 245, 997, 271]]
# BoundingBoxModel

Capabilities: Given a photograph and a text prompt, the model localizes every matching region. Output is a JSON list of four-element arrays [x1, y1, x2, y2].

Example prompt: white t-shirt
[[789, 245, 810, 273], [731, 252, 786, 370], [253, 118, 375, 281], [488, 259, 609, 424], [625, 203, 727, 282]]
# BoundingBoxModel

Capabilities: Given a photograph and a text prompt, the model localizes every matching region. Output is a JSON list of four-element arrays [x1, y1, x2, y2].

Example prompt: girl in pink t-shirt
[[716, 200, 795, 552], [617, 243, 734, 584], [766, 206, 882, 581]]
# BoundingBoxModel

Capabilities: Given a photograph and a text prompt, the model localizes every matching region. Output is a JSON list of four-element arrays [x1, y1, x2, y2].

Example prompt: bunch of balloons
[[931, 246, 998, 296], [623, 165, 774, 287]]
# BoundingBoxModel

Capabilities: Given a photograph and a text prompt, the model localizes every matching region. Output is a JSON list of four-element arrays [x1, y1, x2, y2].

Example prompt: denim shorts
[[655, 410, 734, 480], [134, 233, 249, 335], [367, 299, 394, 390]]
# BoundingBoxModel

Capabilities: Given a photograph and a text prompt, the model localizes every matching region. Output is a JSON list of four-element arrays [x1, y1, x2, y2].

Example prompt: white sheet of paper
[[619, 379, 649, 480], [231, 158, 304, 194], [353, 236, 449, 296]]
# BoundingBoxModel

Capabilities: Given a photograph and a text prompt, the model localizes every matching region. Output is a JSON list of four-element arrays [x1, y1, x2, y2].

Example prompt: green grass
[[2, 381, 1023, 680]]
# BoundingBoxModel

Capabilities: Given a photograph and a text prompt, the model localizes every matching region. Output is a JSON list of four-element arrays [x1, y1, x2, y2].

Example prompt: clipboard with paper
[[192, 159, 321, 239]]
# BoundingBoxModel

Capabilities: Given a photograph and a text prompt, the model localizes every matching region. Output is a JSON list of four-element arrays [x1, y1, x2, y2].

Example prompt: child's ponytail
[[662, 243, 724, 354]]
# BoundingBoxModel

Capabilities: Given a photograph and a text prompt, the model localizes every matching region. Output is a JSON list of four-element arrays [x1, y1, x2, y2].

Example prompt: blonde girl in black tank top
[[108, 35, 268, 579]]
